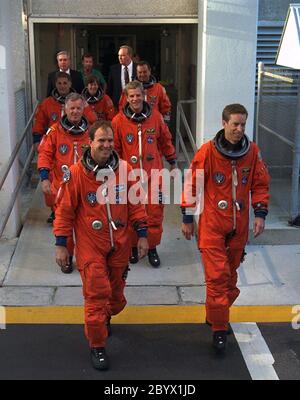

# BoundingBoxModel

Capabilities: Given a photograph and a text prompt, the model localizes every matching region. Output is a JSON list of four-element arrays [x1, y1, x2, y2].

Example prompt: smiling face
[[65, 99, 85, 124], [87, 80, 99, 96], [55, 77, 72, 96], [90, 127, 114, 165], [82, 56, 93, 73], [126, 87, 144, 113], [222, 113, 247, 144], [136, 64, 151, 82]]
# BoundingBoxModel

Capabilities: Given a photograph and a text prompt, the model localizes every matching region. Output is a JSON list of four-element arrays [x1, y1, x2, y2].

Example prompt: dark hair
[[222, 104, 248, 122], [82, 53, 93, 61], [65, 92, 85, 105], [89, 120, 113, 141], [86, 75, 99, 85], [136, 60, 151, 70], [55, 71, 72, 82]]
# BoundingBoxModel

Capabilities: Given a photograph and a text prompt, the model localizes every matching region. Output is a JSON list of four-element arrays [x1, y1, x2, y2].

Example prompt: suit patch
[[87, 192, 97, 206], [147, 136, 154, 144], [51, 112, 58, 121], [126, 133, 135, 144], [149, 96, 157, 107], [213, 172, 225, 185], [242, 176, 248, 185], [242, 167, 251, 174], [59, 144, 69, 155], [146, 128, 155, 134]]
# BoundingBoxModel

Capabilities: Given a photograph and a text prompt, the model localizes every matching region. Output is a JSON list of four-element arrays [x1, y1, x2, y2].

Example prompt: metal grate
[[256, 22, 299, 96], [15, 86, 28, 166]]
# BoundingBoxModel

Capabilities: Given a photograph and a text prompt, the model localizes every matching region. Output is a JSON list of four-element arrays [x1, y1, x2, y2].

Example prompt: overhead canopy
[[276, 4, 300, 69]]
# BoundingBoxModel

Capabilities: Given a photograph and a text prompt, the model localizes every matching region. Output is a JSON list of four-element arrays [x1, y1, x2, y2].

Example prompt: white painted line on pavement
[[231, 322, 279, 380]]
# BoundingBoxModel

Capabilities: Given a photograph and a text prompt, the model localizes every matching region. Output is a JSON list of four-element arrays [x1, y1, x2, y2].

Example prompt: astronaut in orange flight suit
[[38, 93, 90, 274], [181, 104, 270, 353], [53, 120, 148, 371], [33, 72, 96, 223], [82, 75, 116, 121], [32, 71, 97, 146], [118, 61, 171, 124], [112, 80, 176, 268]]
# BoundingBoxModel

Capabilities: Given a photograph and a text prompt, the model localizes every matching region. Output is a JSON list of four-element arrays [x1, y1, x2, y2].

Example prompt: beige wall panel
[[30, 0, 197, 17]]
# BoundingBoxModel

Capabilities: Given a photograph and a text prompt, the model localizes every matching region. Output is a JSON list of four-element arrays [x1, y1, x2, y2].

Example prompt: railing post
[[255, 61, 264, 147], [176, 102, 181, 157]]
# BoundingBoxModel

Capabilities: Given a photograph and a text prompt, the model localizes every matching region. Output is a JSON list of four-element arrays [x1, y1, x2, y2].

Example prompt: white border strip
[[231, 323, 279, 380]]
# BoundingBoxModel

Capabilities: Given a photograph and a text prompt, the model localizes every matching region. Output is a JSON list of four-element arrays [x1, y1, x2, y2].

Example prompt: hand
[[41, 179, 52, 195], [253, 217, 265, 238], [182, 222, 195, 240], [55, 246, 70, 268], [137, 237, 149, 259], [33, 142, 40, 152]]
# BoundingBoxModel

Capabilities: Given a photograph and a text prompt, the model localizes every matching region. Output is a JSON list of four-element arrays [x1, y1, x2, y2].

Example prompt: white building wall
[[197, 0, 258, 145], [0, 0, 26, 238]]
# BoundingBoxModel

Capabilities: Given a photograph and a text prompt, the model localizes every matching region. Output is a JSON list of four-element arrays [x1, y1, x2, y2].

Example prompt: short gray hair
[[119, 45, 133, 57], [57, 50, 70, 59], [65, 92, 85, 106]]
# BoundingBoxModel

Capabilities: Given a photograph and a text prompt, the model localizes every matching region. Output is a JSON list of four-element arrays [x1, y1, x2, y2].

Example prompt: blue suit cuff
[[55, 236, 67, 247]]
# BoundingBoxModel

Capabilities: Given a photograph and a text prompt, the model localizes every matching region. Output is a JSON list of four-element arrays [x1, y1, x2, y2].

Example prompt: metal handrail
[[176, 99, 197, 165], [0, 102, 39, 237]]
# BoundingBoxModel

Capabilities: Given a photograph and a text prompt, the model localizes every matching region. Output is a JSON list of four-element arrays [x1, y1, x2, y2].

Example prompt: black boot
[[61, 255, 73, 274], [90, 347, 109, 370], [212, 330, 227, 352], [148, 248, 160, 268], [206, 319, 232, 335], [129, 247, 139, 264]]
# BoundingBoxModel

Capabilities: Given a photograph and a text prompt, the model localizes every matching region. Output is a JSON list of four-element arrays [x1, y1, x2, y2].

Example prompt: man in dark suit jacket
[[107, 45, 137, 109], [47, 50, 84, 97]]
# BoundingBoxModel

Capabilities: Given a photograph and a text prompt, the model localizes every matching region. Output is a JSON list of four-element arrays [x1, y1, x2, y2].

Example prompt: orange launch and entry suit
[[32, 89, 97, 145], [112, 102, 176, 249], [181, 130, 269, 332], [82, 87, 116, 121], [53, 149, 148, 348], [38, 116, 90, 255], [119, 78, 171, 123]]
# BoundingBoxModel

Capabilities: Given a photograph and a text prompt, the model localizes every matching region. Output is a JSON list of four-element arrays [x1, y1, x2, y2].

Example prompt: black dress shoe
[[213, 330, 227, 352], [129, 247, 139, 264], [90, 347, 109, 370], [46, 211, 55, 224], [61, 256, 73, 274], [148, 248, 160, 268], [206, 319, 232, 335]]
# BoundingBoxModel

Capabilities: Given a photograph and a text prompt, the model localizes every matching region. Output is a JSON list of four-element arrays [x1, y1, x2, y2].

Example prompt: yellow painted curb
[[3, 305, 297, 324]]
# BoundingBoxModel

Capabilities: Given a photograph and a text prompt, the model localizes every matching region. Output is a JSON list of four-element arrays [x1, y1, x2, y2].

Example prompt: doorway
[[34, 22, 197, 137]]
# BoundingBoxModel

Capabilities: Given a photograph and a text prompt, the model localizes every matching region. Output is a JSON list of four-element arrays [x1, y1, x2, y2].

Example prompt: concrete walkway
[[1, 185, 300, 322]]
